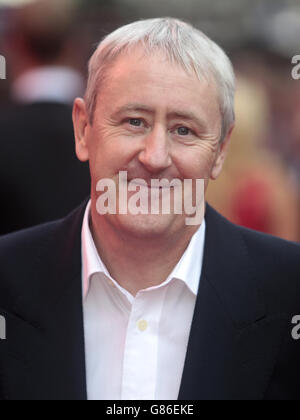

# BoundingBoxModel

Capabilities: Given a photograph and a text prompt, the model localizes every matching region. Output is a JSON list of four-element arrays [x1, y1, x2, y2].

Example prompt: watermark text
[[0, 315, 6, 340], [292, 55, 300, 80], [0, 55, 6, 80], [96, 171, 205, 226], [291, 315, 300, 340]]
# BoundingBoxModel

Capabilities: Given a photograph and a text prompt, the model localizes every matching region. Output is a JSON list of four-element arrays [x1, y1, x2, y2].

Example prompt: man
[[0, 18, 300, 401]]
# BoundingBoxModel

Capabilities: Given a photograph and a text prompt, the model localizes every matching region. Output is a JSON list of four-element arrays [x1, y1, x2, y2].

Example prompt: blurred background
[[0, 0, 299, 241]]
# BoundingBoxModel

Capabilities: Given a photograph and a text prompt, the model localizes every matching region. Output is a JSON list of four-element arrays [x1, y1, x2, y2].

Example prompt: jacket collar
[[202, 203, 266, 328], [4, 200, 285, 400], [177, 204, 286, 400], [11, 200, 265, 329]]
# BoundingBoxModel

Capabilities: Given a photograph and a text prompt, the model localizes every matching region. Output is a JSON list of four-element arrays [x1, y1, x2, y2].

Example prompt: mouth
[[128, 180, 172, 190]]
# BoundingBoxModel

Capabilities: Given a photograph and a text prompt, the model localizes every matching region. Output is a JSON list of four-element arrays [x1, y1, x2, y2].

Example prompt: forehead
[[97, 46, 220, 118], [104, 46, 214, 93]]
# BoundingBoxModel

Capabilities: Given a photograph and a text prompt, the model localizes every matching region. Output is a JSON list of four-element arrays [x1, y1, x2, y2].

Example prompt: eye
[[176, 126, 191, 136], [128, 118, 143, 127]]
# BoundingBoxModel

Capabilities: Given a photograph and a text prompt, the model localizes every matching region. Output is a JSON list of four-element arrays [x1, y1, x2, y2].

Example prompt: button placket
[[121, 294, 156, 399]]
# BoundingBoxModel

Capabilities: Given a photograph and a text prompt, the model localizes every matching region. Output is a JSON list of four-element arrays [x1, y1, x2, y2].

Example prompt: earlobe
[[210, 125, 234, 181], [210, 151, 225, 181], [72, 98, 90, 162]]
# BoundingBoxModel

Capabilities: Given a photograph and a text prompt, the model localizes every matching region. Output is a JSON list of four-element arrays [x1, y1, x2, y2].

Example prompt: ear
[[72, 98, 90, 162], [210, 124, 234, 181]]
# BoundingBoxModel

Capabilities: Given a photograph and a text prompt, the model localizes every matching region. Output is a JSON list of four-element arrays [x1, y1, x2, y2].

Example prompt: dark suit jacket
[[0, 201, 300, 400], [0, 102, 90, 236]]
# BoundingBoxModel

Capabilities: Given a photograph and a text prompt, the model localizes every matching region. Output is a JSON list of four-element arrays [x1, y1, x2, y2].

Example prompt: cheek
[[88, 126, 140, 177], [174, 146, 217, 180]]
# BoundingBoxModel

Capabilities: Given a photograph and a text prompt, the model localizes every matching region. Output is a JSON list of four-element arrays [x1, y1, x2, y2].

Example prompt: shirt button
[[137, 320, 148, 332]]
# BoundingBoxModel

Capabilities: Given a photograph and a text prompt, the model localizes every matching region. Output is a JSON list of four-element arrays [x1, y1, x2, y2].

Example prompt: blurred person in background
[[206, 76, 300, 242], [0, 0, 90, 235]]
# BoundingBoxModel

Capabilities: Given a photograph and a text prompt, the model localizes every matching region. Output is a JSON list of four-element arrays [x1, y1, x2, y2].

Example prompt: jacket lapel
[[1, 201, 288, 400], [178, 204, 287, 400], [1, 202, 88, 400]]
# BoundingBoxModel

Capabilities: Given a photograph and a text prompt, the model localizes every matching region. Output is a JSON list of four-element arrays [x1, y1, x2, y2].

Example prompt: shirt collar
[[81, 200, 206, 300]]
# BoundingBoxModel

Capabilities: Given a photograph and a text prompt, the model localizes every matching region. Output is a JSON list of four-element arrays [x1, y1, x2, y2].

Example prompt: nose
[[138, 127, 172, 173]]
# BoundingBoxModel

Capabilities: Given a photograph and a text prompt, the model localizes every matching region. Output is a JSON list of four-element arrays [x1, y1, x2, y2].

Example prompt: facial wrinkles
[[100, 50, 218, 118], [101, 53, 214, 115], [100, 99, 220, 146], [92, 111, 219, 185], [91, 50, 223, 177]]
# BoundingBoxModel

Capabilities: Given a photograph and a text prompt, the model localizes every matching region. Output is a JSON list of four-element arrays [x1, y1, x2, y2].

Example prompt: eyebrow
[[111, 103, 206, 129]]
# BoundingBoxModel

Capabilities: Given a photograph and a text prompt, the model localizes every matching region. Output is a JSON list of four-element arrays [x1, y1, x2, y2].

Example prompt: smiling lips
[[127, 180, 175, 190]]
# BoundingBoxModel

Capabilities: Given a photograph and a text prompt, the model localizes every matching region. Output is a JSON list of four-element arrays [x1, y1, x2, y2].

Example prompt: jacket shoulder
[[236, 223, 300, 272], [234, 222, 300, 312], [0, 221, 62, 306], [206, 204, 300, 312], [207, 203, 300, 263], [0, 220, 61, 260]]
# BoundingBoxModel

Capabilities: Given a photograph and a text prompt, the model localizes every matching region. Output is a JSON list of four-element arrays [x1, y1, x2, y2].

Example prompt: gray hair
[[85, 17, 236, 142]]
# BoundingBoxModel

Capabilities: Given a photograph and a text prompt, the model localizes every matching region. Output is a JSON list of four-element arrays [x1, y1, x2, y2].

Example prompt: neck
[[90, 208, 200, 297]]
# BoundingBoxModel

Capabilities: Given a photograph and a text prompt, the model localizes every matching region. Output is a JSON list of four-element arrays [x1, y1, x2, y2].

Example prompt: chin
[[110, 213, 178, 239]]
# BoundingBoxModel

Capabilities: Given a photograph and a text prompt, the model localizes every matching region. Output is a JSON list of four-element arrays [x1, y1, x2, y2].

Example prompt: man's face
[[73, 47, 232, 238]]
